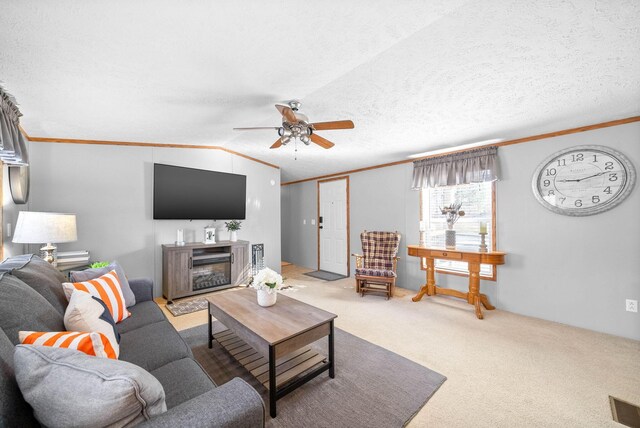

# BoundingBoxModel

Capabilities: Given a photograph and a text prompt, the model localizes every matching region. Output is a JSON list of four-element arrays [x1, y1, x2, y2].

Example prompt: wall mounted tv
[[153, 164, 246, 220]]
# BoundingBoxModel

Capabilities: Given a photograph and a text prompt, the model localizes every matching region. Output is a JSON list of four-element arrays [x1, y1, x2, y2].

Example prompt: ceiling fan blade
[[270, 139, 283, 149], [311, 120, 354, 130], [275, 104, 298, 123], [233, 127, 280, 131], [310, 133, 335, 149]]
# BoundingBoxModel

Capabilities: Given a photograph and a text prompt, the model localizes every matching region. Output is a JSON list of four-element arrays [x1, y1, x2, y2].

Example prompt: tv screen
[[153, 164, 246, 220]]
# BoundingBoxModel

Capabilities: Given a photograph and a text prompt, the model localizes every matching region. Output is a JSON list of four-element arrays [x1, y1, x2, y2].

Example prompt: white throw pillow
[[64, 290, 120, 358]]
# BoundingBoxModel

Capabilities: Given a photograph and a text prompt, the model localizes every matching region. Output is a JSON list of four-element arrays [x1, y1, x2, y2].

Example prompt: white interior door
[[319, 179, 348, 276]]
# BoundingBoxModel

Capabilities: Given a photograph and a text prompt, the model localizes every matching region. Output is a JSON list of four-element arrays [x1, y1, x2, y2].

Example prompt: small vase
[[445, 229, 456, 249], [230, 230, 238, 242], [257, 289, 277, 307]]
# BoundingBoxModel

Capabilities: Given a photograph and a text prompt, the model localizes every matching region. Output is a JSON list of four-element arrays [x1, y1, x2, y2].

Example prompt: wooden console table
[[407, 245, 506, 319]]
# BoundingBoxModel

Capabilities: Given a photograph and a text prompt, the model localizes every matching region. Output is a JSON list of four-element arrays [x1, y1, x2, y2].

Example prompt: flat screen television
[[153, 164, 246, 220]]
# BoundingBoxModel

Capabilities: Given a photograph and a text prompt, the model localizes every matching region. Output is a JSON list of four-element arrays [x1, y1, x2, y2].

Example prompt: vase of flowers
[[441, 202, 465, 249], [225, 220, 241, 242], [251, 267, 283, 307]]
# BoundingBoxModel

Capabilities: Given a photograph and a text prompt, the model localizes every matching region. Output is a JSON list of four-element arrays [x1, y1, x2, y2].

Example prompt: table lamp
[[12, 211, 78, 264]]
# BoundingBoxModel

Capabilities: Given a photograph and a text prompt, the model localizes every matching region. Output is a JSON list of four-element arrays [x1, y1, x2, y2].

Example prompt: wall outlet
[[311, 219, 316, 225], [626, 299, 638, 313], [303, 219, 306, 225]]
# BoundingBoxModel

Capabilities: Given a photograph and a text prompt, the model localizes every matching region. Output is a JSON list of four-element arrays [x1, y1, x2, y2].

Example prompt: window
[[420, 181, 496, 279]]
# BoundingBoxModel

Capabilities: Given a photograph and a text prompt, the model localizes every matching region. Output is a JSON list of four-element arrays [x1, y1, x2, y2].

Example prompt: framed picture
[[204, 226, 216, 244]]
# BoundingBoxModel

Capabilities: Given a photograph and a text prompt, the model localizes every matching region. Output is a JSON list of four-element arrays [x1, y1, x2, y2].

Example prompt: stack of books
[[56, 250, 90, 267]]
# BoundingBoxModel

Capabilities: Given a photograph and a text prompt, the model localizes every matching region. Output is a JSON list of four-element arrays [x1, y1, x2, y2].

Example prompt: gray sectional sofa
[[0, 254, 264, 427]]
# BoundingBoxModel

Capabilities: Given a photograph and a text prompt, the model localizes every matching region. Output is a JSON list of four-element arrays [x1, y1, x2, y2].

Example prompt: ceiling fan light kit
[[234, 100, 354, 152]]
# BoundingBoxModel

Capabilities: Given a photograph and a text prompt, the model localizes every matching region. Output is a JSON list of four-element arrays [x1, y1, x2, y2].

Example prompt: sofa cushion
[[0, 328, 39, 427], [14, 345, 166, 428], [116, 300, 167, 334], [119, 321, 192, 371], [70, 260, 136, 307], [19, 331, 118, 359], [64, 290, 120, 358], [0, 272, 65, 344], [63, 270, 131, 323], [355, 267, 397, 278], [0, 254, 68, 316], [150, 358, 216, 409]]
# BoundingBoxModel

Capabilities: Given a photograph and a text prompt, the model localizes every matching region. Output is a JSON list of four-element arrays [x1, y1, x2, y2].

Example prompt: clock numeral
[[571, 153, 584, 162], [559, 197, 566, 204], [603, 186, 612, 194], [575, 199, 583, 207], [543, 179, 550, 187], [609, 173, 618, 181], [548, 190, 555, 196], [592, 155, 598, 162], [605, 162, 614, 170], [592, 195, 600, 204], [545, 168, 557, 176], [557, 159, 566, 167]]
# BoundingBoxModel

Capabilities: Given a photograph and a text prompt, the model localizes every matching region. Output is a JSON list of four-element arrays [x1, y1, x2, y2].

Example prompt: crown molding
[[19, 127, 280, 170], [281, 115, 640, 186]]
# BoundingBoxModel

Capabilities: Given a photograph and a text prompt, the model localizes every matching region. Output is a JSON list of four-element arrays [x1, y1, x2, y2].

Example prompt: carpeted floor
[[158, 264, 640, 427], [181, 323, 446, 427]]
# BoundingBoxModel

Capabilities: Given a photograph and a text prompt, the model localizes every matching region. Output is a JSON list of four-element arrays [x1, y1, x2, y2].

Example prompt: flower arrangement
[[225, 220, 242, 232], [250, 267, 283, 295], [441, 202, 465, 230]]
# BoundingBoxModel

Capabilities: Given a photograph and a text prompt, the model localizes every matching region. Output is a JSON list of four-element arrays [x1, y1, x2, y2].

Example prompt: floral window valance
[[0, 85, 29, 165], [411, 146, 499, 189]]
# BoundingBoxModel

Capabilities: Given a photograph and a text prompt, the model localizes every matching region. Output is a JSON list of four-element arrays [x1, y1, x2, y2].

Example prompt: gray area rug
[[304, 270, 348, 281], [166, 298, 208, 316], [181, 323, 446, 427]]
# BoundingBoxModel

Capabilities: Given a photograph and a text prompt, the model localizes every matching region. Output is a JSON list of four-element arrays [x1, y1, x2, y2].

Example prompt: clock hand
[[556, 171, 607, 183], [576, 171, 606, 182]]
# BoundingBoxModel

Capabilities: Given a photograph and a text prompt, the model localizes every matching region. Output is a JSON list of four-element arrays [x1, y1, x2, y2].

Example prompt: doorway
[[317, 176, 349, 276]]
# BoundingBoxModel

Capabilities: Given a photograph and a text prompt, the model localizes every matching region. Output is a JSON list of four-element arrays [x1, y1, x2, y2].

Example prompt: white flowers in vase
[[251, 267, 283, 295]]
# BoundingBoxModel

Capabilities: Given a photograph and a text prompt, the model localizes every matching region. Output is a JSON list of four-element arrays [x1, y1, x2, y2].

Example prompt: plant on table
[[90, 261, 110, 269], [250, 267, 283, 295], [225, 220, 242, 231], [441, 202, 465, 229]]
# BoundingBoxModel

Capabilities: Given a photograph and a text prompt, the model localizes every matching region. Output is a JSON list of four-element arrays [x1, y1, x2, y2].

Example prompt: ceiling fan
[[233, 100, 354, 149]]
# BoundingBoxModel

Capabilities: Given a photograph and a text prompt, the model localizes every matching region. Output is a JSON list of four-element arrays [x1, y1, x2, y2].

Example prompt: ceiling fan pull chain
[[294, 139, 298, 160]]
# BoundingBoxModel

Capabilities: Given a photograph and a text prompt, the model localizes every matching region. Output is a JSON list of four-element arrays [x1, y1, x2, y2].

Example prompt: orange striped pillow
[[63, 270, 131, 323], [19, 331, 117, 359]]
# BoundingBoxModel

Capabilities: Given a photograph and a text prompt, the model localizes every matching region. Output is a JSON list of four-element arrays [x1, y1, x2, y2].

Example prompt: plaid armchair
[[352, 231, 401, 299]]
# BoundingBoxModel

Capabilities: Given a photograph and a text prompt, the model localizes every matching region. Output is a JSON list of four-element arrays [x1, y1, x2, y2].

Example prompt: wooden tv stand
[[162, 241, 249, 303]]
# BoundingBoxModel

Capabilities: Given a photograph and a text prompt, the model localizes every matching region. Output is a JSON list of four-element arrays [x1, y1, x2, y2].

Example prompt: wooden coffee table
[[207, 288, 337, 418]]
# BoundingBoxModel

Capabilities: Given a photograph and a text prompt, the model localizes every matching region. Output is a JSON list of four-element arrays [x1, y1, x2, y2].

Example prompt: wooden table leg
[[208, 303, 213, 349], [468, 262, 483, 319], [269, 345, 277, 418], [474, 296, 484, 319], [412, 257, 435, 302], [480, 294, 495, 310]]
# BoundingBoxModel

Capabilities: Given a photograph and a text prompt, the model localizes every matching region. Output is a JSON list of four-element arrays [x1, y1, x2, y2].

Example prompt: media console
[[162, 241, 249, 303]]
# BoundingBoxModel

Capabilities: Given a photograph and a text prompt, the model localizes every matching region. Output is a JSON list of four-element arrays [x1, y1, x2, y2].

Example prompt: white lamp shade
[[12, 212, 77, 244]]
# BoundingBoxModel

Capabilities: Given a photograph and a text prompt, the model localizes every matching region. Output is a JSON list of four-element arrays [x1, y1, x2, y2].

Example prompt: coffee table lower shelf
[[213, 329, 328, 390]]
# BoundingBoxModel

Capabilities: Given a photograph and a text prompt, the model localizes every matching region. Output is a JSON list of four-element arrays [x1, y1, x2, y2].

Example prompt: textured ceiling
[[1, 0, 639, 182]]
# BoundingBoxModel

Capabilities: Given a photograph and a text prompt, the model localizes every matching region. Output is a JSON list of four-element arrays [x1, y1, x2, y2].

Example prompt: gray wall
[[281, 121, 640, 340], [3, 142, 281, 297]]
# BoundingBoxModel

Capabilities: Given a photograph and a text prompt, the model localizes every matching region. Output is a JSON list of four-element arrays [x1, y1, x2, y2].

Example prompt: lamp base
[[40, 243, 57, 265]]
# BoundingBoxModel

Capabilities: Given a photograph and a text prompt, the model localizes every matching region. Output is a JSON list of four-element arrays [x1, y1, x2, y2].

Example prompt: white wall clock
[[532, 145, 636, 216]]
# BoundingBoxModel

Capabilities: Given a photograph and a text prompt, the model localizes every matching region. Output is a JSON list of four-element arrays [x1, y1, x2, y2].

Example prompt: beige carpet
[[158, 264, 640, 428]]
